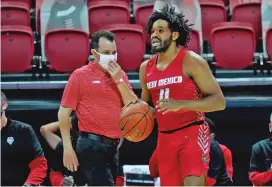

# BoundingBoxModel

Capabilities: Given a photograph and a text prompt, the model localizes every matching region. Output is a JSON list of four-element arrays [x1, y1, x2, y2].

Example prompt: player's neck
[[157, 45, 180, 63]]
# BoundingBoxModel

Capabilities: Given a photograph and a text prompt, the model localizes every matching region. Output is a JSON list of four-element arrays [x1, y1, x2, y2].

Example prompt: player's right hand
[[63, 147, 79, 172]]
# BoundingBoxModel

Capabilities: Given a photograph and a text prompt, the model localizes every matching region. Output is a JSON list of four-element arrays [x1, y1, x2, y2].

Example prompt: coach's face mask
[[94, 50, 118, 70]]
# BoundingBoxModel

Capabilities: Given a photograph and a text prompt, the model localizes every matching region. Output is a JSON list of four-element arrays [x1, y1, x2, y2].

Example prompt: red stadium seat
[[266, 28, 272, 60], [1, 25, 34, 73], [199, 0, 227, 43], [232, 1, 262, 40], [1, 1, 30, 26], [1, 0, 32, 8], [211, 22, 256, 69], [134, 3, 154, 44], [89, 0, 130, 4], [101, 24, 145, 72], [88, 1, 130, 34], [187, 29, 201, 54], [45, 29, 90, 72]]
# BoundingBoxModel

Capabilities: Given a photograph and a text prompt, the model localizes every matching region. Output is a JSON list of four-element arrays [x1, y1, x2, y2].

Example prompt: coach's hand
[[156, 98, 185, 115], [63, 147, 78, 172], [108, 61, 122, 82]]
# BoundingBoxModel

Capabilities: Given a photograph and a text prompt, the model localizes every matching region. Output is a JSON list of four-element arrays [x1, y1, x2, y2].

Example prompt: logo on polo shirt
[[92, 80, 101, 84]]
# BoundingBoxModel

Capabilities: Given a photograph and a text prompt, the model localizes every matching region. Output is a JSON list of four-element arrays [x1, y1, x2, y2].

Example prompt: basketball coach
[[58, 30, 138, 186]]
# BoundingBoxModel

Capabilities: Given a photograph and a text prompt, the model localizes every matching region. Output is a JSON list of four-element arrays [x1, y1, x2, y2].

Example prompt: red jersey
[[145, 48, 204, 131], [61, 62, 132, 138]]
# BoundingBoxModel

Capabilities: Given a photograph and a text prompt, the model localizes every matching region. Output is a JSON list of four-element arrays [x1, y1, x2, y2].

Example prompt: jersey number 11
[[159, 88, 170, 99]]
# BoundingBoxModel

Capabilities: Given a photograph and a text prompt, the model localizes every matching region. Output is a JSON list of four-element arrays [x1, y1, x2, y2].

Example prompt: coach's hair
[[205, 117, 216, 134], [91, 30, 116, 50], [144, 4, 193, 47]]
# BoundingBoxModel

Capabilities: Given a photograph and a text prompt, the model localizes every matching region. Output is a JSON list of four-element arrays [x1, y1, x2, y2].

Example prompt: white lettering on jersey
[[146, 76, 182, 89]]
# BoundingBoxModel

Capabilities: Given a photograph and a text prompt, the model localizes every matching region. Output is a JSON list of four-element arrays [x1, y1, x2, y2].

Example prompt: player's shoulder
[[219, 143, 231, 153], [9, 119, 34, 133], [184, 51, 207, 66], [140, 55, 156, 71], [252, 138, 271, 150], [140, 60, 149, 69]]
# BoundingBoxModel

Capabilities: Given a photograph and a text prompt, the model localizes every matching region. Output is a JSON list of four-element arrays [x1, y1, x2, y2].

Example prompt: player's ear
[[172, 32, 179, 41]]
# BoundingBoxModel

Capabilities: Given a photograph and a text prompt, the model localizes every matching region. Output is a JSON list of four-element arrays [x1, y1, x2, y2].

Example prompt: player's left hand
[[108, 61, 122, 82], [156, 98, 184, 115]]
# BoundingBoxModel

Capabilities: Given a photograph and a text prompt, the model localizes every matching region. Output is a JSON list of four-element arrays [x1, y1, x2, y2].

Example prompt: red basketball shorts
[[151, 123, 210, 186]]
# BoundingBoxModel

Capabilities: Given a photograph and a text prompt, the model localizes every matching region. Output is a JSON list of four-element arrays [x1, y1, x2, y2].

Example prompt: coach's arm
[[58, 70, 81, 172]]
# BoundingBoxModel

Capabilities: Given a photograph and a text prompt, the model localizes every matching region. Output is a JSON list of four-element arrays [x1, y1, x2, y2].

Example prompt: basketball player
[[249, 113, 272, 186], [58, 30, 138, 186], [139, 5, 225, 186]]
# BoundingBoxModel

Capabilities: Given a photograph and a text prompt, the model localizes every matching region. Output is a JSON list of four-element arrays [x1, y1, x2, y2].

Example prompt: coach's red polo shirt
[[61, 62, 132, 138]]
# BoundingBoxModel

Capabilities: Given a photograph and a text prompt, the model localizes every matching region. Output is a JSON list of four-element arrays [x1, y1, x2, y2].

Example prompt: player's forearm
[[180, 94, 226, 112], [117, 82, 138, 106], [249, 170, 272, 186]]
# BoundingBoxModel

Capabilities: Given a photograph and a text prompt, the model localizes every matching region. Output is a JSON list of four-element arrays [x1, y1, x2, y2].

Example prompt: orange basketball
[[119, 100, 154, 142]]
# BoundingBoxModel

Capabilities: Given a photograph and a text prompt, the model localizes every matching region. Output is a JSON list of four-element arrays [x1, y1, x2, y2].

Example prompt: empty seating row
[[2, 23, 272, 73], [2, 0, 263, 42]]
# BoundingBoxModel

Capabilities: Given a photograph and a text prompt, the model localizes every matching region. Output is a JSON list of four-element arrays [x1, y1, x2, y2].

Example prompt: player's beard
[[151, 36, 172, 54]]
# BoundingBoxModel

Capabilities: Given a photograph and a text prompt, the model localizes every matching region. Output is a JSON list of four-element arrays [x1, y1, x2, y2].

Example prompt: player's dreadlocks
[[144, 4, 193, 47]]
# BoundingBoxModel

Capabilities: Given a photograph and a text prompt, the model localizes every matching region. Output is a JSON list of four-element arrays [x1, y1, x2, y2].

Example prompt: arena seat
[[1, 25, 34, 73], [187, 29, 201, 54], [134, 3, 154, 44], [266, 28, 272, 61], [89, 0, 130, 4], [88, 1, 130, 35], [45, 29, 90, 72], [211, 22, 256, 69], [199, 0, 227, 43], [261, 0, 272, 60], [231, 0, 262, 41], [1, 0, 32, 8], [1, 1, 30, 26], [101, 24, 145, 72]]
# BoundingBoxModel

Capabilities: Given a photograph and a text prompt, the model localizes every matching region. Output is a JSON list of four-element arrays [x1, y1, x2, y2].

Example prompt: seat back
[[134, 1, 154, 44], [261, 0, 272, 59], [88, 1, 130, 35], [266, 28, 272, 60], [45, 29, 90, 72], [1, 25, 34, 73], [199, 0, 226, 43], [40, 0, 89, 63], [1, 0, 32, 8], [211, 22, 255, 69], [187, 29, 201, 54], [232, 1, 262, 41], [101, 24, 145, 72], [1, 1, 30, 26], [89, 0, 131, 4]]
